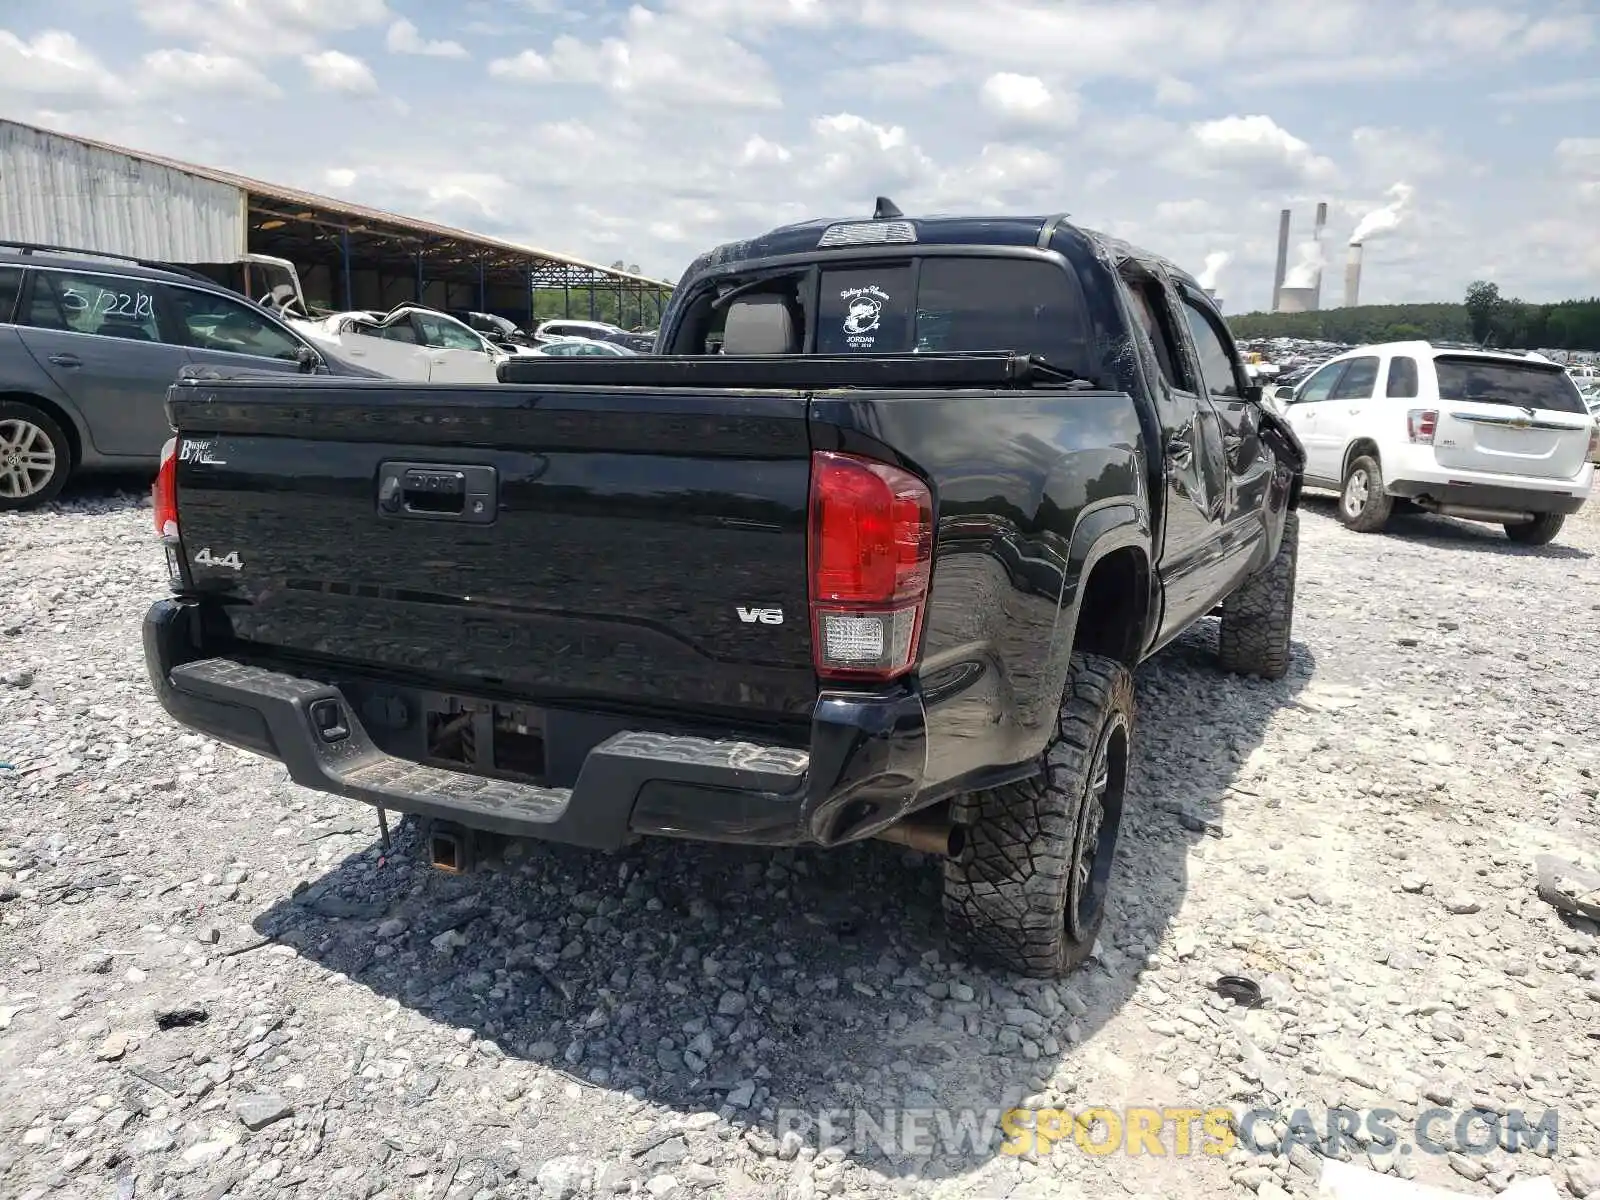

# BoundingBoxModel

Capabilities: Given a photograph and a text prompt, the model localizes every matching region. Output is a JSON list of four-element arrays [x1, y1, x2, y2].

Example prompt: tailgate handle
[[378, 462, 498, 524]]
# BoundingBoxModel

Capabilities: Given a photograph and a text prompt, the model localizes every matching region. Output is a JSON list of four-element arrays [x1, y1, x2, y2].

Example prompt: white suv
[[1273, 341, 1597, 545]]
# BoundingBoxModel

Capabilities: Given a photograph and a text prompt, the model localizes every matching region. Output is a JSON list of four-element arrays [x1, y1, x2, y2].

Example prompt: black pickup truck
[[142, 203, 1305, 978]]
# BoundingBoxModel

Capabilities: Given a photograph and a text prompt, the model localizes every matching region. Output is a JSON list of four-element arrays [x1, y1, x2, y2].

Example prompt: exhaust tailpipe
[[1413, 499, 1535, 523], [873, 816, 965, 858]]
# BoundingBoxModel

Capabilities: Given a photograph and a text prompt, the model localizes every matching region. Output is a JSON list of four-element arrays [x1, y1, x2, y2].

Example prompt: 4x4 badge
[[193, 548, 243, 572]]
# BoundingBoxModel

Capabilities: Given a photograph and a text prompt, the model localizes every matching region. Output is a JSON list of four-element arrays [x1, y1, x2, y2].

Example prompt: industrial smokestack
[[1344, 242, 1363, 309], [1311, 202, 1328, 309], [1272, 209, 1291, 312]]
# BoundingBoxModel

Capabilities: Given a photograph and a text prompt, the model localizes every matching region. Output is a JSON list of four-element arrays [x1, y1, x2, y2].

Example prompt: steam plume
[[1349, 182, 1414, 244], [1282, 240, 1325, 289], [1197, 251, 1229, 291]]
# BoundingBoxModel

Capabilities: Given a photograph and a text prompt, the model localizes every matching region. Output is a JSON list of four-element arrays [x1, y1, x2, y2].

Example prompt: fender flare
[[1052, 498, 1153, 666]]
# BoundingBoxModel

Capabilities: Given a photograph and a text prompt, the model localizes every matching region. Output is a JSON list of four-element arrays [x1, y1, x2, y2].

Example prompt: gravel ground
[[3, 484, 1598, 1200]]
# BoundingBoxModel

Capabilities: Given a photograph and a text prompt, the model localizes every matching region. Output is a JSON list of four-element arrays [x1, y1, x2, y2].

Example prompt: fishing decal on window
[[840, 285, 889, 349]]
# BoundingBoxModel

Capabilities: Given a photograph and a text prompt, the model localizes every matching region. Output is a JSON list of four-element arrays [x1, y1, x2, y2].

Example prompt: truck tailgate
[[167, 379, 816, 724]]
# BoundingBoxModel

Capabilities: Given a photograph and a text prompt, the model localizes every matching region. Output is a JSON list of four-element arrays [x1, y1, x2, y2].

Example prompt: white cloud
[[741, 135, 793, 165], [324, 167, 358, 189], [1491, 77, 1600, 104], [1555, 137, 1600, 178], [833, 56, 963, 101], [1153, 76, 1199, 105], [1177, 114, 1339, 188], [940, 143, 1066, 207], [385, 19, 468, 59], [302, 50, 378, 93], [494, 7, 782, 108], [979, 73, 1047, 117], [978, 73, 1077, 125], [1349, 126, 1456, 182], [1153, 198, 1224, 229], [142, 48, 282, 98], [658, 0, 834, 28], [487, 49, 551, 79], [0, 29, 119, 104], [134, 0, 391, 57], [809, 113, 936, 190]]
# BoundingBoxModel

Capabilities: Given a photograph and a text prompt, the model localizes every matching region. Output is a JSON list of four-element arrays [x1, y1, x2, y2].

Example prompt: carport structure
[[246, 188, 673, 331], [0, 119, 672, 332]]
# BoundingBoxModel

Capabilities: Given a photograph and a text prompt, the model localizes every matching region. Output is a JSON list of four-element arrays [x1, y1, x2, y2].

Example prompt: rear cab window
[[680, 255, 1097, 379], [1433, 356, 1587, 415], [912, 258, 1091, 370], [816, 265, 912, 354]]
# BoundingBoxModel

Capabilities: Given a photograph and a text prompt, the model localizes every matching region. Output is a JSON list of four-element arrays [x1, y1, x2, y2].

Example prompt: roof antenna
[[873, 195, 903, 220]]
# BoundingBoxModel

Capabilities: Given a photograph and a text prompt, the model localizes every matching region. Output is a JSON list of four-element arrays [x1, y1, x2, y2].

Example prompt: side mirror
[[295, 345, 322, 374], [1273, 385, 1296, 402], [1242, 383, 1264, 406]]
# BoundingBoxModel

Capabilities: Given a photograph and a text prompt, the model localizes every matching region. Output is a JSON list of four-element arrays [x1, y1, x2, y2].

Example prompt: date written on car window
[[63, 285, 156, 321]]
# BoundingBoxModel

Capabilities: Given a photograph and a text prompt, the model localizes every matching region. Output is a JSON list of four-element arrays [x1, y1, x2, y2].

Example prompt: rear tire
[[1218, 511, 1298, 681], [1337, 454, 1392, 533], [0, 402, 71, 511], [942, 653, 1134, 978], [1505, 513, 1565, 546]]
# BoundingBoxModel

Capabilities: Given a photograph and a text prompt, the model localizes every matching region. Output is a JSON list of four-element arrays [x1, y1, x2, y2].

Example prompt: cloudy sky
[[2, 0, 1597, 312]]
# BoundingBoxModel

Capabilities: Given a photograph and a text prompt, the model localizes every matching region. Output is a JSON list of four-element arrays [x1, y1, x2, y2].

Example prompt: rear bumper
[[1385, 449, 1592, 513], [142, 598, 929, 852], [1386, 476, 1590, 515]]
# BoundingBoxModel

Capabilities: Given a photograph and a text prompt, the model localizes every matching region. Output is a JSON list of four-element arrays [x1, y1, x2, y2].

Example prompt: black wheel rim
[[1067, 713, 1129, 942]]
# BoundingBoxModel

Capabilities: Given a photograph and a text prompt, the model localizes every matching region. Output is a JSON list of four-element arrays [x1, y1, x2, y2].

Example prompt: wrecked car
[[287, 303, 537, 382]]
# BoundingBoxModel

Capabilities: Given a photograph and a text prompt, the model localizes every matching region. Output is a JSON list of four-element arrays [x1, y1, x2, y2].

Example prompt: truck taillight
[[1407, 409, 1438, 444], [808, 451, 933, 682], [153, 438, 179, 542]]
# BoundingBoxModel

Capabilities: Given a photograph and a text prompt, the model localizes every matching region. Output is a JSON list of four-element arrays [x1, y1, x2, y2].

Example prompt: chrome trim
[[1448, 411, 1580, 431]]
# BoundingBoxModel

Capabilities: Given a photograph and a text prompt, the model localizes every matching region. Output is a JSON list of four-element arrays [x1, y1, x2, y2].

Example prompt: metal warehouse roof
[[0, 118, 673, 290]]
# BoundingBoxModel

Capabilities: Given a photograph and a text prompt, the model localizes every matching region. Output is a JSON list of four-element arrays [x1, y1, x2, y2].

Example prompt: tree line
[[530, 283, 672, 331], [1227, 286, 1600, 352]]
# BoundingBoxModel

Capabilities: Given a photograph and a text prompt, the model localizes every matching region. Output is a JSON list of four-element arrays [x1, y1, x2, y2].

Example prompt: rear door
[[1427, 355, 1593, 480], [1116, 268, 1233, 638], [166, 283, 315, 377], [15, 266, 189, 457]]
